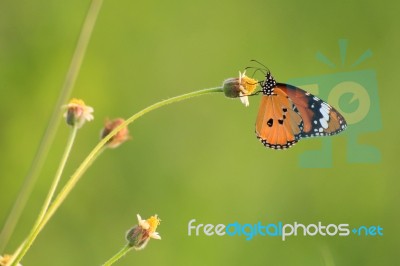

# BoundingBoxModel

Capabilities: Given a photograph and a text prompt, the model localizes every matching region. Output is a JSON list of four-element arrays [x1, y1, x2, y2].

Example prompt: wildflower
[[222, 71, 258, 106], [100, 118, 130, 148], [0, 254, 22, 266], [126, 214, 161, 250], [63, 98, 94, 128]]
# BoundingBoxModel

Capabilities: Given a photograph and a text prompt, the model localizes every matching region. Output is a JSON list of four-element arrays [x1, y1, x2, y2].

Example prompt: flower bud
[[101, 118, 130, 148], [222, 77, 243, 98], [63, 98, 94, 128], [126, 214, 161, 250], [126, 225, 149, 249], [222, 71, 258, 106]]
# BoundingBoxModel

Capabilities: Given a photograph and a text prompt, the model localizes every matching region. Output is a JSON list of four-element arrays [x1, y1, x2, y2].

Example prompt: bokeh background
[[1, 0, 399, 265]]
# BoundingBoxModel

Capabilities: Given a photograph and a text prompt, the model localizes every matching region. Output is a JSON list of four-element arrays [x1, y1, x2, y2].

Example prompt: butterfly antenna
[[250, 59, 270, 72], [244, 66, 267, 77]]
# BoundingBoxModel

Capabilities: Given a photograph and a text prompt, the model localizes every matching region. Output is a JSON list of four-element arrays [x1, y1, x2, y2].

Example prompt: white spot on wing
[[321, 102, 331, 109], [318, 103, 329, 119], [322, 109, 329, 121], [319, 118, 328, 129], [321, 104, 331, 114]]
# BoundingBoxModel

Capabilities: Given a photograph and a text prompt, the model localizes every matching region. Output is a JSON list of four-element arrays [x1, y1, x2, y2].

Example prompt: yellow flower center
[[0, 254, 12, 266], [240, 75, 258, 95], [69, 98, 86, 106], [147, 215, 161, 233]]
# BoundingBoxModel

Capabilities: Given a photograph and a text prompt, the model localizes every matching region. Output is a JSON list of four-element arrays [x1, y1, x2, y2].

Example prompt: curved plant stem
[[9, 87, 223, 266], [0, 0, 104, 252], [102, 245, 132, 266]]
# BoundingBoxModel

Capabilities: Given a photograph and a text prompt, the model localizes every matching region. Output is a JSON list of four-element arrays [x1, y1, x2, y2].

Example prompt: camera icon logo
[[286, 39, 382, 168]]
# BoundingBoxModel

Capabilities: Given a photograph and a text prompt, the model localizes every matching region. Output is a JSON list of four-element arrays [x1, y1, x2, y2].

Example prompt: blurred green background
[[1, 0, 399, 265]]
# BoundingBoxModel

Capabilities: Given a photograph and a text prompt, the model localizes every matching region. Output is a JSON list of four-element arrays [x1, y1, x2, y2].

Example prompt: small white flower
[[222, 71, 258, 107], [238, 71, 251, 107], [136, 214, 161, 240], [126, 214, 161, 250], [63, 98, 94, 128]]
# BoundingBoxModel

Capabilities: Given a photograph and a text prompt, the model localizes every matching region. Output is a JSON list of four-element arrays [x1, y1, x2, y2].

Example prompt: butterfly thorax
[[261, 72, 277, 95]]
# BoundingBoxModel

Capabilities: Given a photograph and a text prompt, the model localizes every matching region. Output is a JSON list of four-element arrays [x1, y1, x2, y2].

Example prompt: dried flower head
[[0, 254, 22, 266], [126, 214, 161, 250], [222, 71, 258, 106], [63, 98, 94, 128], [100, 118, 130, 148]]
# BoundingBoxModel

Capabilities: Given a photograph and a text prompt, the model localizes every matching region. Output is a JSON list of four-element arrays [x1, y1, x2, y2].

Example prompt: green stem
[[36, 126, 78, 227], [0, 0, 104, 252], [10, 87, 223, 266], [102, 245, 132, 266], [9, 126, 78, 263]]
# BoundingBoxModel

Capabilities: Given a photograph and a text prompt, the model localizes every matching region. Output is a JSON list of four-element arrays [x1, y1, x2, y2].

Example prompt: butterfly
[[255, 71, 347, 149]]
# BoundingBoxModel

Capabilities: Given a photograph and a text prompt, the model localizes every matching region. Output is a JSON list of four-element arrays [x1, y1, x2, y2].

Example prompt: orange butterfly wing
[[278, 83, 347, 138], [255, 77, 347, 150], [255, 87, 303, 149]]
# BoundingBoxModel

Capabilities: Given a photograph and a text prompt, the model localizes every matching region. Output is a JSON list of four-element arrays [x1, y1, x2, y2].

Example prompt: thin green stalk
[[9, 126, 78, 263], [9, 87, 223, 266], [36, 125, 78, 227], [0, 0, 104, 252], [102, 245, 132, 266], [6, 148, 106, 266]]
